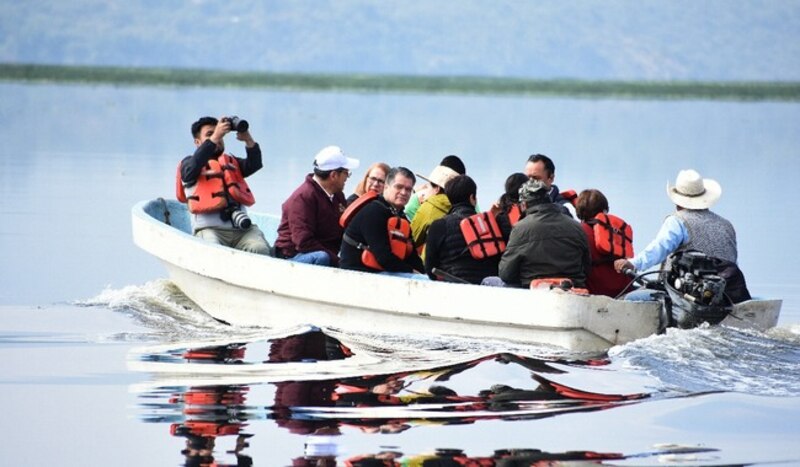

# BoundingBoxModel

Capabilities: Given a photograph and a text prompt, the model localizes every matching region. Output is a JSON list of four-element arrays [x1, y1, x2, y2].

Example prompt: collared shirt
[[312, 176, 335, 202], [631, 215, 688, 271]]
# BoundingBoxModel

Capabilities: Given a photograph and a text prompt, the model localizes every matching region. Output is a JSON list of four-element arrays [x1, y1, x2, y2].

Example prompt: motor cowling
[[663, 250, 732, 328]]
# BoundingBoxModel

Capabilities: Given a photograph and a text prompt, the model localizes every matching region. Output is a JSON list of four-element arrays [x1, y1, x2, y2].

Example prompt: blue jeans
[[481, 276, 507, 287], [290, 251, 331, 266], [379, 271, 430, 281], [623, 288, 659, 301]]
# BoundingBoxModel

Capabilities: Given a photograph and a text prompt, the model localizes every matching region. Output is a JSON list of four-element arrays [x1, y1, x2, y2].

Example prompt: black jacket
[[499, 202, 591, 288], [339, 196, 424, 273], [424, 203, 500, 284], [180, 139, 262, 185]]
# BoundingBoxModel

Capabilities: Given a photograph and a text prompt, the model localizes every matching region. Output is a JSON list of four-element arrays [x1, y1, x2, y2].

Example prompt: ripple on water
[[609, 323, 800, 397]]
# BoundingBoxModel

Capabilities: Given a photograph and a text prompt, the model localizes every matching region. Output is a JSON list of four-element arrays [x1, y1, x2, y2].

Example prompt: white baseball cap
[[314, 145, 360, 171]]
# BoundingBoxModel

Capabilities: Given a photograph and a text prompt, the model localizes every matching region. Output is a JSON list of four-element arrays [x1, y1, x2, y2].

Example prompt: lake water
[[1, 82, 799, 465]]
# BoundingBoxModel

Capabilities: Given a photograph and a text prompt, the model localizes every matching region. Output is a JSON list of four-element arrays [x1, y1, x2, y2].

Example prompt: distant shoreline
[[2, 63, 799, 102]]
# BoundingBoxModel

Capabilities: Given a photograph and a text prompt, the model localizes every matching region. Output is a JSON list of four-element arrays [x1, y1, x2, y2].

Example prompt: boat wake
[[610, 323, 800, 397], [78, 280, 241, 341]]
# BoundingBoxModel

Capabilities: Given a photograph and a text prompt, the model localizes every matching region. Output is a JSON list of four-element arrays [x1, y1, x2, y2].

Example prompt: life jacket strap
[[342, 232, 369, 251]]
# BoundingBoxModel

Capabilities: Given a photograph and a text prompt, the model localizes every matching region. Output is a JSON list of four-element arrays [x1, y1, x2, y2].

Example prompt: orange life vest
[[170, 421, 241, 438], [339, 191, 378, 227], [560, 189, 578, 207], [507, 203, 522, 226], [340, 194, 413, 271], [587, 213, 633, 260], [459, 212, 506, 259], [530, 278, 589, 295], [360, 216, 413, 270], [175, 154, 255, 214]]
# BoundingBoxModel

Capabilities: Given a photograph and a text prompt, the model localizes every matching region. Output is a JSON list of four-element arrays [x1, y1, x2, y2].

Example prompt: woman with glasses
[[346, 162, 391, 205]]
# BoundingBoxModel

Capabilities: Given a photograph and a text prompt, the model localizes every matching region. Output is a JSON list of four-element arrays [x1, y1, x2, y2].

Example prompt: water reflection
[[132, 329, 658, 465]]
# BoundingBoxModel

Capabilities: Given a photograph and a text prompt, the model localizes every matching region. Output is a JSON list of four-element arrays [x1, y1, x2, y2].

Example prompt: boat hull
[[131, 199, 780, 352]]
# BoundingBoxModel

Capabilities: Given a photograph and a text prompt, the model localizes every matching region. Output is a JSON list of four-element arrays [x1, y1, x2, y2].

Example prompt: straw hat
[[416, 165, 459, 188], [666, 169, 721, 209]]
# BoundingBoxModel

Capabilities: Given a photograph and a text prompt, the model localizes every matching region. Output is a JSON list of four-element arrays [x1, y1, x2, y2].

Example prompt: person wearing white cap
[[614, 169, 750, 302], [274, 145, 359, 266], [410, 164, 460, 258]]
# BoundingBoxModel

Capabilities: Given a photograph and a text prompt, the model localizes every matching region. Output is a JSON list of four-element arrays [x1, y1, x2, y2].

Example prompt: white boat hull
[[131, 199, 780, 352]]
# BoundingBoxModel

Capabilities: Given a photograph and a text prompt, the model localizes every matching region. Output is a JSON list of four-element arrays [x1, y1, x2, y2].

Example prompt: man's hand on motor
[[614, 259, 634, 274]]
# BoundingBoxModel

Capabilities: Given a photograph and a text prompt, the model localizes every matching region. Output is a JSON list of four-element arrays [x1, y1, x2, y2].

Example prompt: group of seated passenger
[[178, 115, 749, 300]]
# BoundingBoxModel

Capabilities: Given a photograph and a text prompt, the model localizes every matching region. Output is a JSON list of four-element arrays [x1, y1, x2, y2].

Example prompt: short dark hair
[[444, 175, 476, 205], [440, 155, 466, 175], [499, 172, 528, 209], [576, 189, 609, 221], [526, 153, 555, 178], [313, 167, 334, 179], [386, 167, 416, 186], [191, 116, 218, 138]]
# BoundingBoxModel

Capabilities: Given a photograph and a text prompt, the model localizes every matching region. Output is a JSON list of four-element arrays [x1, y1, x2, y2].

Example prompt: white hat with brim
[[416, 165, 459, 188], [666, 169, 722, 209], [314, 145, 360, 171]]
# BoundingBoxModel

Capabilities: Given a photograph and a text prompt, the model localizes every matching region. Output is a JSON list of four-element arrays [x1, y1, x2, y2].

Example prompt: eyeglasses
[[367, 176, 386, 185], [335, 169, 352, 177]]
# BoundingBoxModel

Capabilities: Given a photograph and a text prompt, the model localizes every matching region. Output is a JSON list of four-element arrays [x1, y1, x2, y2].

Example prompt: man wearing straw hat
[[614, 169, 750, 302]]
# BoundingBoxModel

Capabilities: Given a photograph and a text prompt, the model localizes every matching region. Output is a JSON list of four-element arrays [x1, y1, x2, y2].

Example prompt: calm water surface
[[1, 83, 799, 465]]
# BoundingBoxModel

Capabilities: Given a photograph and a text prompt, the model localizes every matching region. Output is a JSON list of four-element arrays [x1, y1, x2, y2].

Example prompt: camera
[[223, 116, 249, 133], [229, 209, 252, 229], [222, 206, 252, 229]]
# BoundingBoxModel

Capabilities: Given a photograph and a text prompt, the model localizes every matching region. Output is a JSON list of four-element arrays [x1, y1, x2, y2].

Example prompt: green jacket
[[410, 193, 451, 258]]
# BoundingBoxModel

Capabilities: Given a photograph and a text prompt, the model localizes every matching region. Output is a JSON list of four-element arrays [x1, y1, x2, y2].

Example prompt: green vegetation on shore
[[2, 63, 799, 101]]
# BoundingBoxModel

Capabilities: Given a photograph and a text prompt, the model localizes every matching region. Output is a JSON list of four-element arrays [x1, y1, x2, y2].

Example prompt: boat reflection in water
[[132, 329, 714, 465]]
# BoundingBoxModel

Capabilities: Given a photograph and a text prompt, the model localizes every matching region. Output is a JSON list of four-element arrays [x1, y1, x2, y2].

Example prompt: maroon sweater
[[275, 174, 347, 265]]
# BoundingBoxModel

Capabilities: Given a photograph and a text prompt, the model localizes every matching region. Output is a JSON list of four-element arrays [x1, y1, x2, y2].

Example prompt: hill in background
[[2, 0, 799, 81]]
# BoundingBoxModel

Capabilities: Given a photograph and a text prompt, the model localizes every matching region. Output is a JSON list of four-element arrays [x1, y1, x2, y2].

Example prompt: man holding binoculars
[[176, 115, 271, 255]]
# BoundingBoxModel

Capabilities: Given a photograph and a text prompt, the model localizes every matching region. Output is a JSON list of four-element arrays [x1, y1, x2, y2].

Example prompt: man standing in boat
[[176, 115, 271, 254], [614, 169, 751, 303], [274, 146, 359, 266], [339, 167, 427, 279]]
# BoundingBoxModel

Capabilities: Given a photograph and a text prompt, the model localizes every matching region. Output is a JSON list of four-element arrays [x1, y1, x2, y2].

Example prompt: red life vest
[[175, 154, 255, 214], [587, 213, 633, 259], [340, 193, 413, 270], [530, 278, 589, 295], [507, 204, 522, 226], [561, 189, 578, 207], [459, 212, 506, 259]]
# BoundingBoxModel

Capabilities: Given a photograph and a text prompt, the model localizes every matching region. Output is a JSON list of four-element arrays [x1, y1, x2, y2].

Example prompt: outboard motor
[[661, 250, 732, 328]]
